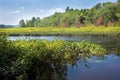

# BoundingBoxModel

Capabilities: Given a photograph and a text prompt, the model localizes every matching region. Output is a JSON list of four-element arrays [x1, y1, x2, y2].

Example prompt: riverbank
[[0, 27, 120, 36]]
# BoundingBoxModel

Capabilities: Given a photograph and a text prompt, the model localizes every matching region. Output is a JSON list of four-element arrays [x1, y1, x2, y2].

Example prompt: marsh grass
[[0, 26, 120, 36]]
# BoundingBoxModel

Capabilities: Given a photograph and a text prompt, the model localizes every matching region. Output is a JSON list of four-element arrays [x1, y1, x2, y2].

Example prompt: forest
[[19, 0, 120, 27]]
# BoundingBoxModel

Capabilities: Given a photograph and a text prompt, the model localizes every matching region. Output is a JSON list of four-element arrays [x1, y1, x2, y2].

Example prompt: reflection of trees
[[1, 36, 120, 80], [110, 48, 120, 56], [104, 48, 120, 56], [15, 53, 72, 80], [24, 60, 68, 80], [15, 51, 105, 80], [99, 38, 120, 55], [1, 51, 105, 80]]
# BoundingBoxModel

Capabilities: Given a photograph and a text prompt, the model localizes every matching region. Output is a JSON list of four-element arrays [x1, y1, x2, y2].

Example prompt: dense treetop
[[19, 0, 120, 27]]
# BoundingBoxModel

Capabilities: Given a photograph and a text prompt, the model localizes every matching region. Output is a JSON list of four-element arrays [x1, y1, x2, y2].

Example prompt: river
[[9, 35, 120, 80]]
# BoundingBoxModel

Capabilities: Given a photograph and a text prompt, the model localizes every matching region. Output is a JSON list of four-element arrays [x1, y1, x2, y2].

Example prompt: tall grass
[[0, 26, 120, 36]]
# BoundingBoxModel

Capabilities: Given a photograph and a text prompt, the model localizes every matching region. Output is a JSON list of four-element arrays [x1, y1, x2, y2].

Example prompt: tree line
[[0, 24, 14, 28], [19, 0, 120, 27]]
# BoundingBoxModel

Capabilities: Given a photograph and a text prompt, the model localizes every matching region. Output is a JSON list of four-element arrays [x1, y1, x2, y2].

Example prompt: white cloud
[[2, 7, 65, 25], [37, 8, 65, 13], [11, 6, 25, 14], [40, 9, 45, 12], [11, 10, 21, 14], [48, 8, 65, 14], [36, 8, 65, 18]]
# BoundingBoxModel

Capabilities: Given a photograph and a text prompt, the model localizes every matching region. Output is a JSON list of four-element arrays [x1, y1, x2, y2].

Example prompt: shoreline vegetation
[[0, 36, 105, 79], [0, 26, 120, 36]]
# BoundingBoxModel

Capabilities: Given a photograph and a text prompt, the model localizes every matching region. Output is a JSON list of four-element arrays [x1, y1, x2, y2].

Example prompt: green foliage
[[19, 19, 26, 27], [0, 36, 106, 79], [20, 1, 120, 27], [0, 36, 23, 80], [117, 0, 120, 2]]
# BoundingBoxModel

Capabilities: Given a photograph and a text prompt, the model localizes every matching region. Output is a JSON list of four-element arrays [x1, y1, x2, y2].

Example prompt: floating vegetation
[[0, 36, 106, 80]]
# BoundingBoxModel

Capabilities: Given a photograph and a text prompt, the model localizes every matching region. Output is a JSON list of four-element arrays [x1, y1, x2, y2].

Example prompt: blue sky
[[0, 0, 117, 25]]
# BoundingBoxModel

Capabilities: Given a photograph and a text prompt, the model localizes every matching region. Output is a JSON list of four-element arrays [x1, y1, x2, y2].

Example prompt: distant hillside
[[19, 0, 120, 27]]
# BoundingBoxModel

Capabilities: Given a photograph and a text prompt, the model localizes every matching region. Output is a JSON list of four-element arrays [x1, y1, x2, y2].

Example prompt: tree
[[66, 6, 70, 12], [32, 17, 36, 23], [18, 0, 120, 27], [0, 24, 5, 28], [26, 20, 32, 27], [117, 0, 120, 2], [94, 3, 101, 9], [34, 17, 40, 27], [19, 19, 26, 27], [31, 17, 36, 27]]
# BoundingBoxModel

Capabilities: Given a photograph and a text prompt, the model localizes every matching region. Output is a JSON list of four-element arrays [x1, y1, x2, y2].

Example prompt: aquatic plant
[[0, 36, 106, 80]]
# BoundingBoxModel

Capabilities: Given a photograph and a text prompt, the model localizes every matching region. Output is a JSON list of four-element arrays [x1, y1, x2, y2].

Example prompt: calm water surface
[[9, 35, 120, 80]]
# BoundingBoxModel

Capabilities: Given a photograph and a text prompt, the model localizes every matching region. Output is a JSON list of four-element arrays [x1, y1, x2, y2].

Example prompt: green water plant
[[0, 36, 106, 80]]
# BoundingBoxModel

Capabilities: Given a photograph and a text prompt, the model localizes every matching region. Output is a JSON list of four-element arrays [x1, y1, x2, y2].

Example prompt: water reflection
[[9, 35, 120, 43], [18, 52, 120, 80], [13, 48, 105, 80], [9, 35, 120, 52], [6, 35, 120, 80], [67, 54, 120, 80]]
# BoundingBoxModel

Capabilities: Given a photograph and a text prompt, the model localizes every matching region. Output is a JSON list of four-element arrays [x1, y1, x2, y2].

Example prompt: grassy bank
[[0, 26, 120, 36], [0, 36, 105, 79]]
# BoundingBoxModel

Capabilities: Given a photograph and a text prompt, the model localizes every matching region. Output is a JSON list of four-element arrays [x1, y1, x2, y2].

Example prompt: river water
[[9, 35, 120, 80]]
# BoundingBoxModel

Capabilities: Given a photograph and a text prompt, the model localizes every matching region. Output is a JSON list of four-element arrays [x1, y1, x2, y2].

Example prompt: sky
[[0, 0, 117, 25]]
